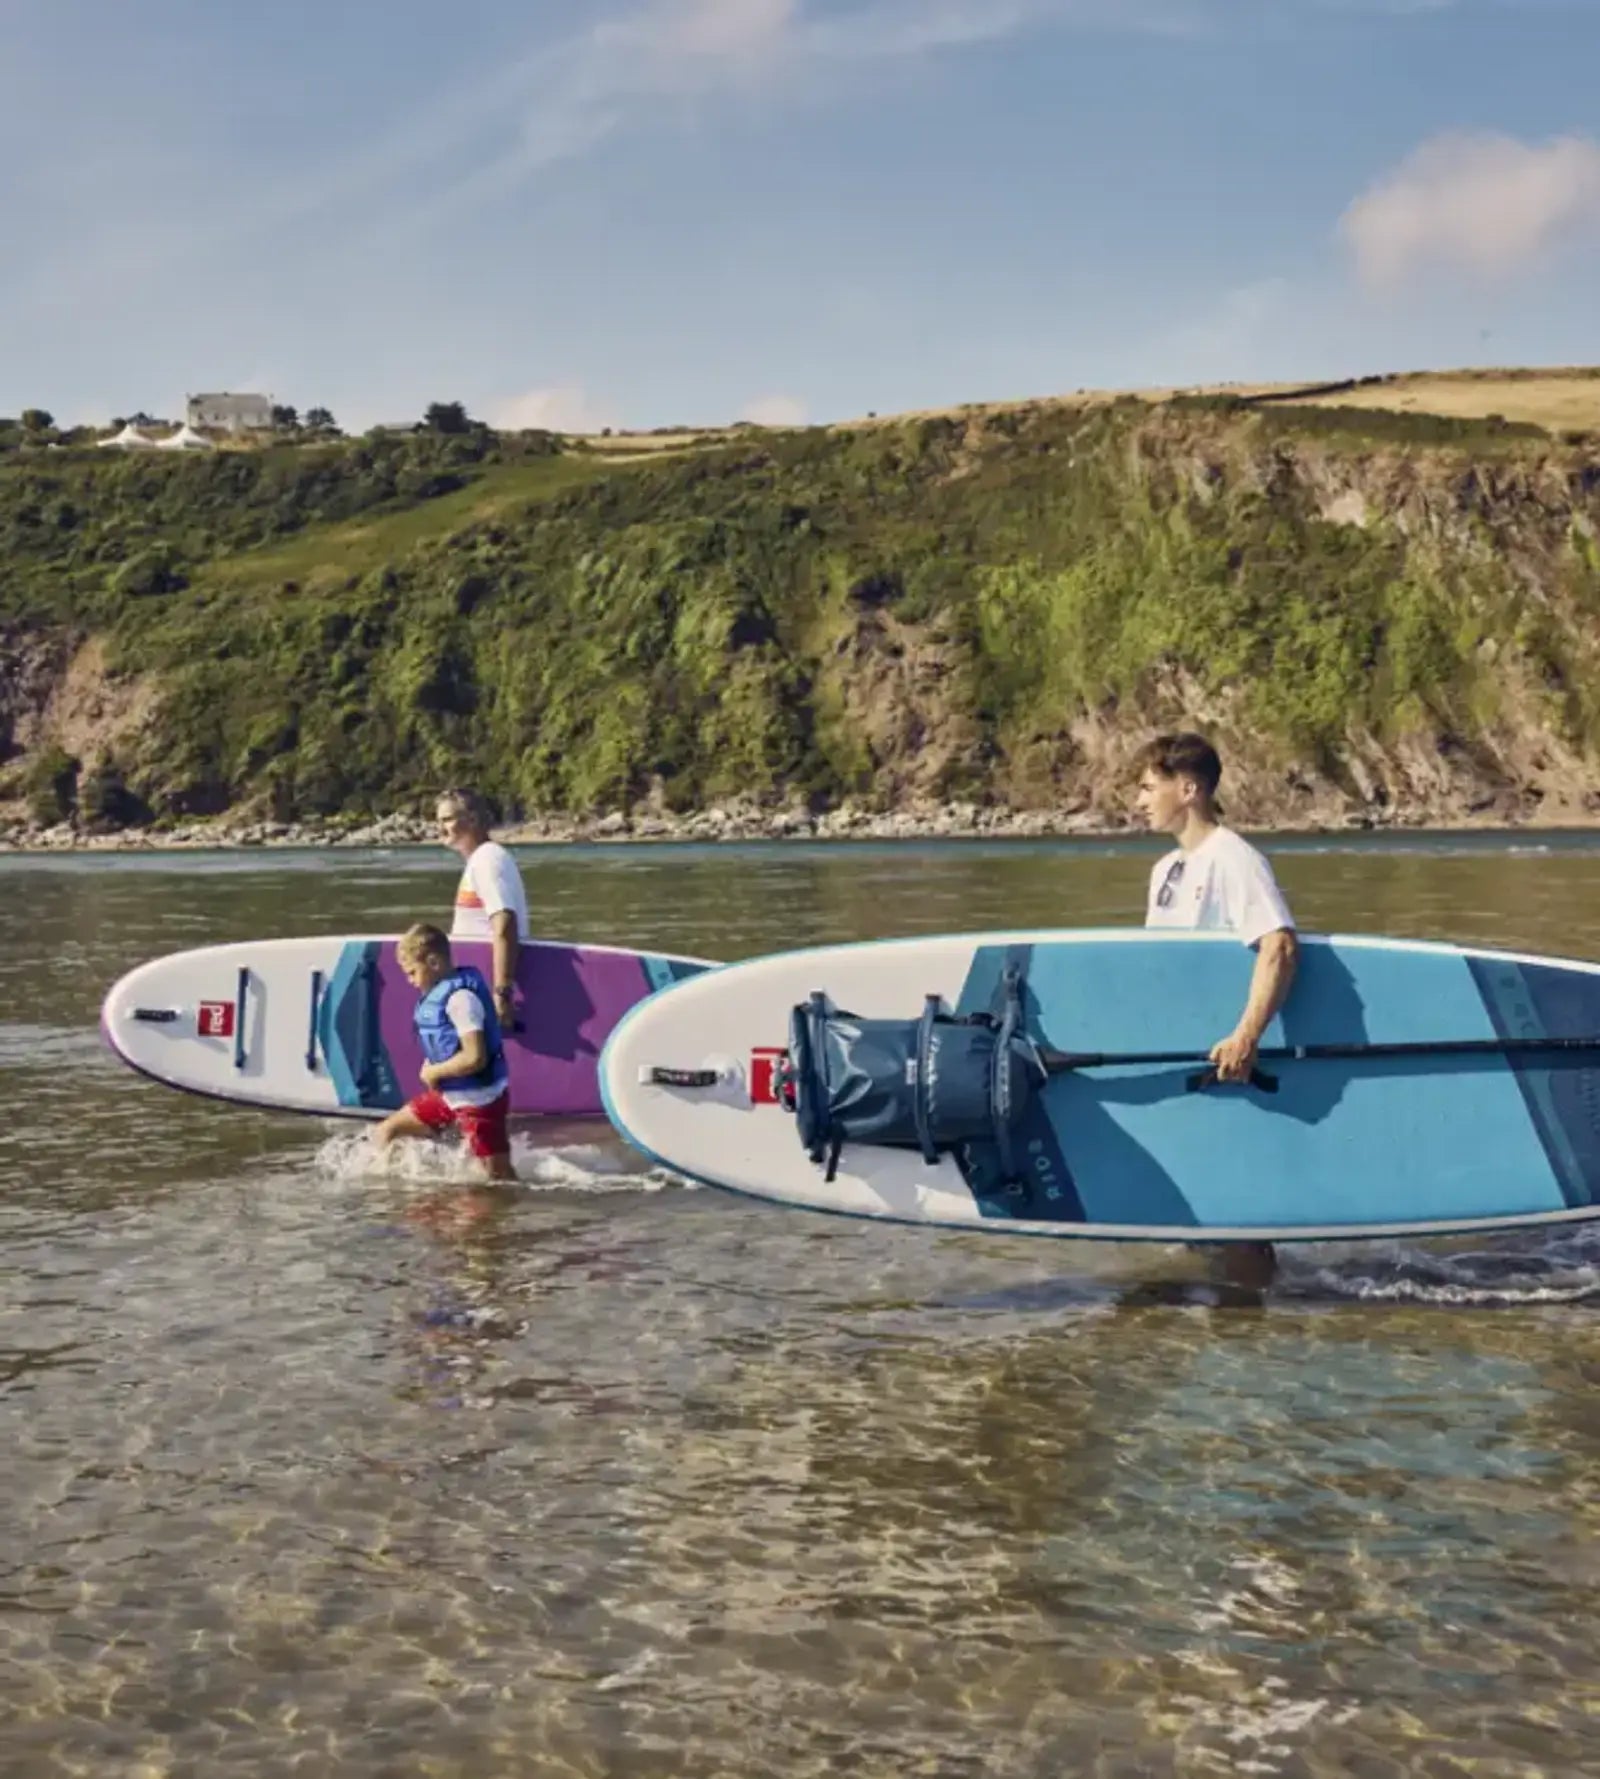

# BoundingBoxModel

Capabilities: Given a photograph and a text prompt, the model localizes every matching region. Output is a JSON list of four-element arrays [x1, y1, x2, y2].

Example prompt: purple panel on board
[[373, 942, 657, 1117]]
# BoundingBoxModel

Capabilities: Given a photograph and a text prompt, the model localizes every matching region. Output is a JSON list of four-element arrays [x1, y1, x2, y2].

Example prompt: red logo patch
[[198, 1001, 235, 1039], [749, 1047, 786, 1105]]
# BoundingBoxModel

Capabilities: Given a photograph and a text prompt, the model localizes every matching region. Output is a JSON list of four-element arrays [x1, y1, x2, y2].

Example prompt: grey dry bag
[[783, 966, 1046, 1184]]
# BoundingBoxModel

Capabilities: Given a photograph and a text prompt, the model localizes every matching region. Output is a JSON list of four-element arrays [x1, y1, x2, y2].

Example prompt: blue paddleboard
[[599, 930, 1600, 1242]]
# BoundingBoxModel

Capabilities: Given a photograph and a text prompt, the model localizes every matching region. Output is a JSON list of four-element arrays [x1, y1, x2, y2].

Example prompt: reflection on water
[[3, 837, 1600, 1775]]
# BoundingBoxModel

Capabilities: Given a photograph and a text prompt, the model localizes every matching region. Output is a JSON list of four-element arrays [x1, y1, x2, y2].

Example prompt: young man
[[1135, 732, 1299, 1084], [1136, 733, 1297, 1294], [436, 787, 530, 1034], [371, 924, 516, 1181]]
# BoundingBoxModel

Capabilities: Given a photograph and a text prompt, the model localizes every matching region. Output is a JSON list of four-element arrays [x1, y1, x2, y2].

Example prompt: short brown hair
[[397, 922, 452, 969], [435, 787, 490, 830], [1136, 732, 1223, 800]]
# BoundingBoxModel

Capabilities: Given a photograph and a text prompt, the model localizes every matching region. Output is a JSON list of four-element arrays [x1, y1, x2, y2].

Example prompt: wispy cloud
[[1123, 277, 1295, 387], [608, 0, 801, 64], [389, 0, 1085, 225], [740, 393, 809, 426], [0, 0, 1239, 295], [486, 383, 621, 433], [338, 0, 1394, 238], [0, 0, 1196, 407], [1340, 131, 1600, 288]]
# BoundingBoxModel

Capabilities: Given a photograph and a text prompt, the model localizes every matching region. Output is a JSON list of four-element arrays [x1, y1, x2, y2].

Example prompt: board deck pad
[[103, 937, 711, 1119], [599, 930, 1600, 1243]]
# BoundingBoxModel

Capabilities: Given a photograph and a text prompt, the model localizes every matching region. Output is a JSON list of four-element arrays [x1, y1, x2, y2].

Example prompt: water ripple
[[5, 843, 1600, 1776]]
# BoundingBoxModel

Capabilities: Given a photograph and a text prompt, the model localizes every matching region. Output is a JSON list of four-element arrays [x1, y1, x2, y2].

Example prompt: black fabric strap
[[911, 995, 942, 1165]]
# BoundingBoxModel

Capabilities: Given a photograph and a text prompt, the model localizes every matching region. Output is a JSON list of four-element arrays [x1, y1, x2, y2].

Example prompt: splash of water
[[1285, 1224, 1600, 1306], [311, 1124, 689, 1196]]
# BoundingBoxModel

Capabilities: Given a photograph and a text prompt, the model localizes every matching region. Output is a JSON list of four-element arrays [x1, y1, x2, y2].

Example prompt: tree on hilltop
[[21, 408, 54, 432], [304, 406, 339, 434], [271, 403, 300, 430], [423, 401, 472, 435]]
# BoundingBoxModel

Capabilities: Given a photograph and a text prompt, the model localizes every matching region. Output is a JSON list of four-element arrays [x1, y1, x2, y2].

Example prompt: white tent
[[98, 423, 156, 449], [156, 423, 214, 451]]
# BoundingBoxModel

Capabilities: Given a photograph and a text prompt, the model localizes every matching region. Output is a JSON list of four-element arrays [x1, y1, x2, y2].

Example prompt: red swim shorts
[[407, 1089, 511, 1160]]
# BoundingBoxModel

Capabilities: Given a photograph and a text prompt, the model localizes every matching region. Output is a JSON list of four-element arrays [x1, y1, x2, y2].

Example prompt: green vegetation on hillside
[[0, 427, 564, 625], [4, 401, 1599, 825]]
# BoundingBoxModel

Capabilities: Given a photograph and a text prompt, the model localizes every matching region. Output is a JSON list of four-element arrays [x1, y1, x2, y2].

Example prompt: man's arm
[[489, 908, 519, 1023], [1209, 927, 1299, 1082]]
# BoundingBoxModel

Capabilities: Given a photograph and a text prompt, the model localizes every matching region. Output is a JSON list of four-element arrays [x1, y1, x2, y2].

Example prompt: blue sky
[[3, 0, 1598, 431]]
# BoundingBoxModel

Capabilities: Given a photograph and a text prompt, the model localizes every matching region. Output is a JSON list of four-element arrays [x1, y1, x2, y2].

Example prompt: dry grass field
[[562, 367, 1600, 451], [1288, 368, 1600, 431]]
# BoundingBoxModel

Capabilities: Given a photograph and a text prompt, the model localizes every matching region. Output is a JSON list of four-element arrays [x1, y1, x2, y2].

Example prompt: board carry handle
[[130, 1007, 180, 1024], [306, 969, 323, 1072], [354, 955, 377, 1096], [1185, 1066, 1279, 1095], [233, 967, 249, 1071], [639, 1065, 725, 1088]]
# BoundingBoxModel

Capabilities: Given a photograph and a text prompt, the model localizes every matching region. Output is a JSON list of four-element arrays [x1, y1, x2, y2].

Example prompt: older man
[[435, 787, 530, 1033]]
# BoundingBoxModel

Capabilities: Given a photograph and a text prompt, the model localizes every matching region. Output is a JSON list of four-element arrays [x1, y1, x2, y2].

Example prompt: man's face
[[436, 802, 471, 858], [1135, 768, 1191, 836]]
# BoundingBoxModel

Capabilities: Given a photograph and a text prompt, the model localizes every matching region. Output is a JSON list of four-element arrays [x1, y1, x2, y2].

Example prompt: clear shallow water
[[4, 836, 1600, 1776]]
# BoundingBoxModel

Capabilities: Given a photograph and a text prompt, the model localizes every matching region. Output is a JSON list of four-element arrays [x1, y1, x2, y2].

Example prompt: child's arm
[[420, 1030, 489, 1088]]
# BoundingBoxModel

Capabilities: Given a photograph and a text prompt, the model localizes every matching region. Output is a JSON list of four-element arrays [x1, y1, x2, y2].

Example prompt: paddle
[[1034, 1033, 1600, 1096]]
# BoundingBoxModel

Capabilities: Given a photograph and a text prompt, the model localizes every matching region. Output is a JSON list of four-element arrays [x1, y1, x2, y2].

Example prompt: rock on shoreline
[[0, 802, 1122, 853], [0, 792, 1555, 854]]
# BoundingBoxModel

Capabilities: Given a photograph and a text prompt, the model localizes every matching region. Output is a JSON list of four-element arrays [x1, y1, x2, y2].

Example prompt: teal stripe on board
[[318, 943, 369, 1108], [319, 941, 400, 1111], [956, 944, 1090, 1225], [1470, 956, 1600, 1210], [642, 955, 679, 996]]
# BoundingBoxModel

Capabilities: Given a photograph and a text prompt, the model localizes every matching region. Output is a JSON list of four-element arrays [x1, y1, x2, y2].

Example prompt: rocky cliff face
[[2, 400, 1598, 841]]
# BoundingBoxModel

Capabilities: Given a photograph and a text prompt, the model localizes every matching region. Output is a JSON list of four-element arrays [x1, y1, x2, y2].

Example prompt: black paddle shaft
[[1037, 1032, 1600, 1075]]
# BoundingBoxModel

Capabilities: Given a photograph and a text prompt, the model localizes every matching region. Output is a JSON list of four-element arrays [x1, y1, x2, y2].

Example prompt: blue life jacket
[[413, 965, 507, 1093]]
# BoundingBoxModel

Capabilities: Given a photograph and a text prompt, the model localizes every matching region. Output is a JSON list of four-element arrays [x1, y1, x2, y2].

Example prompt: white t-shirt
[[1144, 826, 1295, 946], [449, 840, 530, 945], [438, 986, 504, 1110]]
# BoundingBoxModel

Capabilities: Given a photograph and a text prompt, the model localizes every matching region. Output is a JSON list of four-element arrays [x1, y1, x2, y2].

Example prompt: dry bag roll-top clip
[[780, 966, 1046, 1183]]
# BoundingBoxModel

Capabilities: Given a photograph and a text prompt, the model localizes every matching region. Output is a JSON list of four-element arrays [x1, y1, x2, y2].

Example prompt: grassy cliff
[[4, 395, 1600, 832]]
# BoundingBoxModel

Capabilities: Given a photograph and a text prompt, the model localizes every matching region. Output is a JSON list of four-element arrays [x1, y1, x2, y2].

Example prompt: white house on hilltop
[[186, 391, 272, 434]]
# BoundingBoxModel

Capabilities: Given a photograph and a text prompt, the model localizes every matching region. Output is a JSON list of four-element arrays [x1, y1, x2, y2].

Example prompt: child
[[371, 923, 516, 1181]]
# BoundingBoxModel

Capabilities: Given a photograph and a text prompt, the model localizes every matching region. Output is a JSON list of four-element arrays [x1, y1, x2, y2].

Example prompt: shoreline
[[3, 799, 1596, 855]]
